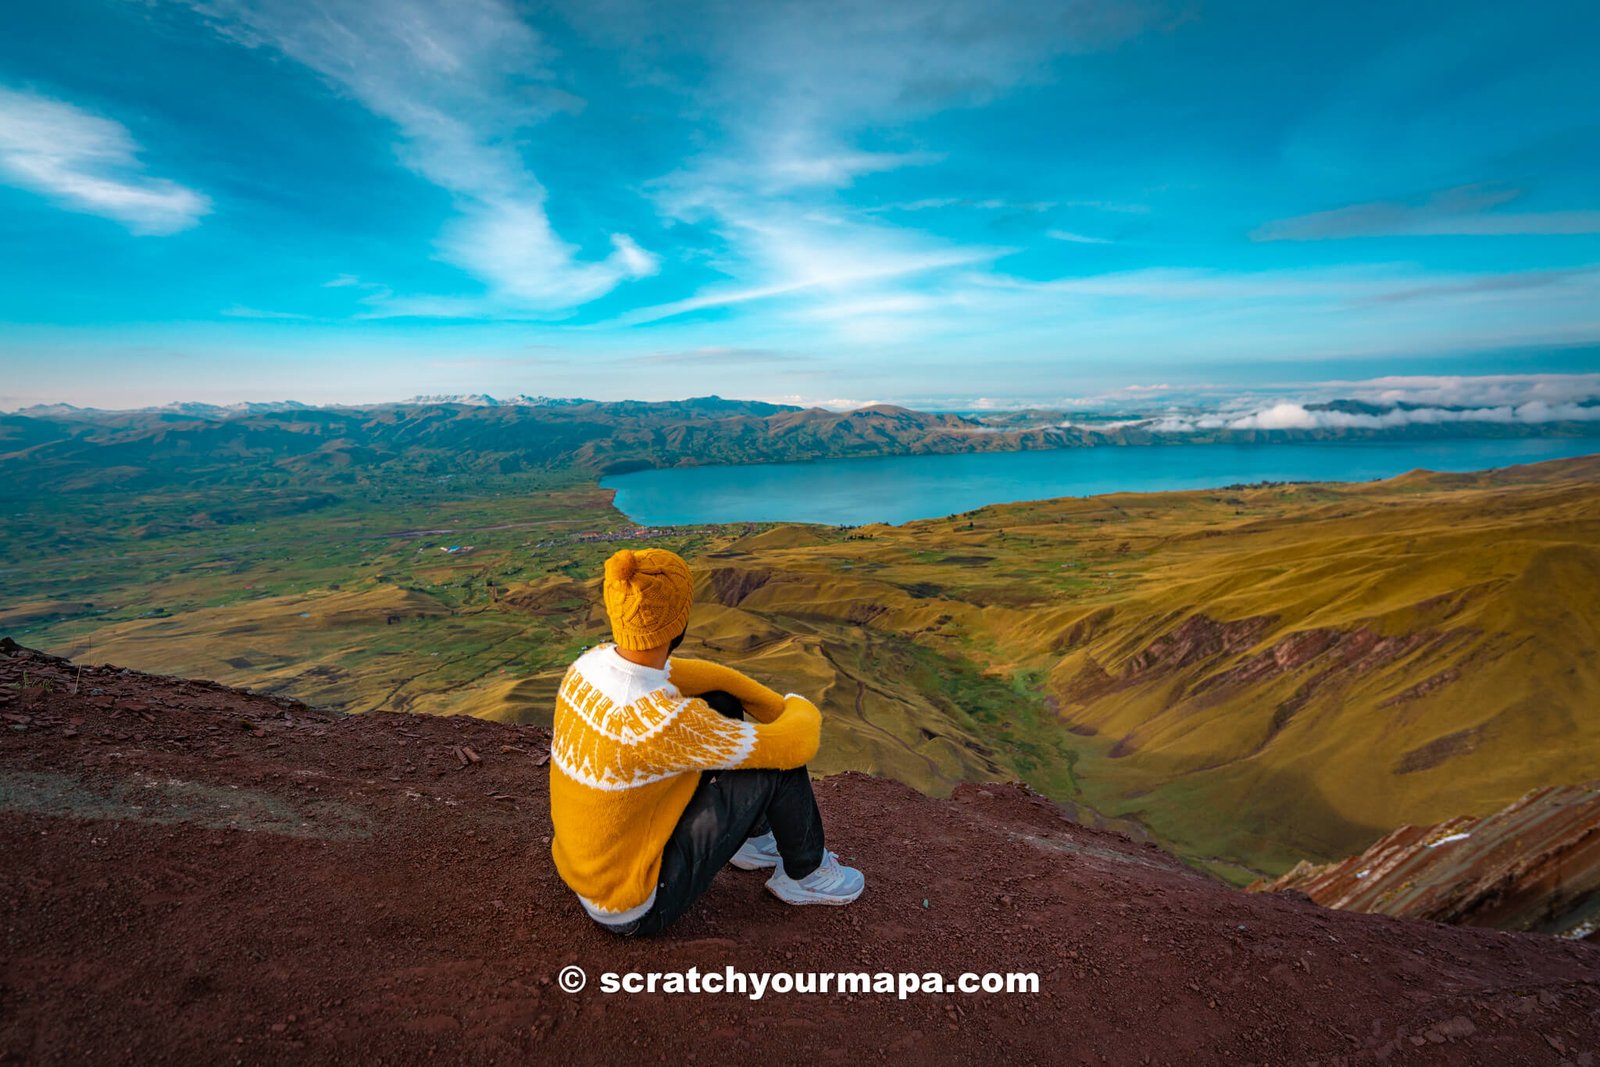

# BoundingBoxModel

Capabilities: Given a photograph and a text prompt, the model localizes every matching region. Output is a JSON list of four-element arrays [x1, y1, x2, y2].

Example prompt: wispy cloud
[[1255, 184, 1600, 241], [1365, 268, 1593, 305], [620, 236, 1005, 325], [872, 262, 1600, 366], [761, 148, 944, 191], [0, 87, 210, 234], [601, 0, 1169, 337], [188, 0, 655, 311], [1046, 229, 1113, 244], [969, 266, 1392, 301], [970, 263, 1600, 305]]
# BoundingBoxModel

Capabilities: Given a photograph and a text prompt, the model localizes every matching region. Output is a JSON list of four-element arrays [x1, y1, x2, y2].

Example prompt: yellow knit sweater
[[548, 644, 821, 922]]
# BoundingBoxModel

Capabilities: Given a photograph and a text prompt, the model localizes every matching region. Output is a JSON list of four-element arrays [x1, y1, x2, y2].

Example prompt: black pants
[[601, 690, 826, 937]]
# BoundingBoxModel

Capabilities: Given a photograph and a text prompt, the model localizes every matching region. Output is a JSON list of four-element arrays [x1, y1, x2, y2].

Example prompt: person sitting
[[548, 547, 864, 935]]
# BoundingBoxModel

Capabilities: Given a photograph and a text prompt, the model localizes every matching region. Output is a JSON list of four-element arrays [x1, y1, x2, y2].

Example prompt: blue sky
[[1, 0, 1598, 409]]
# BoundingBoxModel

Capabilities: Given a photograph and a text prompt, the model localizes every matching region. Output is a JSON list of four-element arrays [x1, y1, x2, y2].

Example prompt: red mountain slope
[[2, 641, 1598, 1065], [1252, 783, 1600, 938]]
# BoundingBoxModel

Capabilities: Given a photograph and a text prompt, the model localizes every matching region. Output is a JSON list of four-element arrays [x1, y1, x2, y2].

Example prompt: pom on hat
[[606, 549, 638, 583], [602, 548, 693, 650]]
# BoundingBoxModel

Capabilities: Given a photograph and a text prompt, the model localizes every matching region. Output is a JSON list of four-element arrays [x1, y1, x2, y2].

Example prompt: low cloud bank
[[1150, 400, 1600, 433], [1337, 373, 1600, 410]]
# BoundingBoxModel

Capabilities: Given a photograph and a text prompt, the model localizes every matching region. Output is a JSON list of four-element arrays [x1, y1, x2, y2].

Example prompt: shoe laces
[[797, 849, 851, 889]]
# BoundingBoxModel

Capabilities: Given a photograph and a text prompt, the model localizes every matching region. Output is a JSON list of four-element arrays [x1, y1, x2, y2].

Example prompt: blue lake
[[602, 438, 1600, 527]]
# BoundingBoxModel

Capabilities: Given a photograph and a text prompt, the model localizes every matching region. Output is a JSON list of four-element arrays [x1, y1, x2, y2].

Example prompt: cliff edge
[[3, 641, 1598, 1065]]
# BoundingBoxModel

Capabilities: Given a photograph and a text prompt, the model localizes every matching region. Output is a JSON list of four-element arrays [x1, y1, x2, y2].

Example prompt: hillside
[[1252, 782, 1600, 938], [4, 643, 1598, 1065], [0, 399, 1016, 493], [8, 455, 1600, 889], [656, 456, 1600, 882]]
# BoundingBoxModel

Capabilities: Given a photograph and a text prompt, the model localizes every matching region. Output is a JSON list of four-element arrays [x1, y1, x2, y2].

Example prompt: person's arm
[[656, 692, 821, 772], [668, 656, 786, 723]]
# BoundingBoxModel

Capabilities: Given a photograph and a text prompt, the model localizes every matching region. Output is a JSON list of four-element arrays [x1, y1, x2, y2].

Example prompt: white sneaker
[[765, 849, 865, 905], [729, 831, 782, 871]]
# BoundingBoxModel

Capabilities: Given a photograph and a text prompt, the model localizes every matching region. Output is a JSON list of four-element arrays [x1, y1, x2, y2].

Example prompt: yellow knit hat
[[602, 548, 693, 650]]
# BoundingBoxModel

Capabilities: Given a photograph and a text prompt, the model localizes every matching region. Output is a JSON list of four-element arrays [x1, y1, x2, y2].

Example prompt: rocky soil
[[3, 640, 1598, 1065]]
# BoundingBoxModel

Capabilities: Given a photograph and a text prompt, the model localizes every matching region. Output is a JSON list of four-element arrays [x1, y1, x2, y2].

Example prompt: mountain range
[[4, 395, 1597, 498]]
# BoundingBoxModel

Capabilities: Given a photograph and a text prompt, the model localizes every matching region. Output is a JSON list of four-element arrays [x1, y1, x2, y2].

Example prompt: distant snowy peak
[[6, 396, 593, 416], [159, 401, 313, 416], [11, 400, 311, 418], [401, 394, 593, 407], [12, 403, 89, 417]]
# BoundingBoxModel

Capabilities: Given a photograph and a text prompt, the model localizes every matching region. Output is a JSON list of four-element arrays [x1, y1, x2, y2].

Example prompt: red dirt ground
[[2, 641, 1598, 1066]]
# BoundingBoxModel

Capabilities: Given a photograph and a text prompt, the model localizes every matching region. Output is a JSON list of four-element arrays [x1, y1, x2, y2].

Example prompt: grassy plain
[[6, 455, 1598, 883]]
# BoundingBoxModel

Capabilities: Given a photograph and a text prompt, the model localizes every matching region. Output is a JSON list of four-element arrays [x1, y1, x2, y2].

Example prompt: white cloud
[[188, 0, 654, 312], [438, 199, 659, 309], [620, 219, 1006, 325], [602, 0, 1169, 339], [1014, 374, 1600, 423], [1120, 375, 1600, 433], [0, 87, 210, 235], [1335, 373, 1600, 408], [1152, 399, 1600, 432]]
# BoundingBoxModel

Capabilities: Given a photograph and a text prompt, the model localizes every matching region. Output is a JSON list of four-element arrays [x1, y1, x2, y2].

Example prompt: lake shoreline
[[604, 436, 1600, 527]]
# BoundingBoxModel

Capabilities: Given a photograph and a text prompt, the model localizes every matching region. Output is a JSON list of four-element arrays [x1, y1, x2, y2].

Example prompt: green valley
[[5, 401, 1599, 885]]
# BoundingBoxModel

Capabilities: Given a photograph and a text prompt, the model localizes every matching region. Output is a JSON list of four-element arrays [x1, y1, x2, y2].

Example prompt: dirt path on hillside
[[2, 644, 1598, 1066]]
